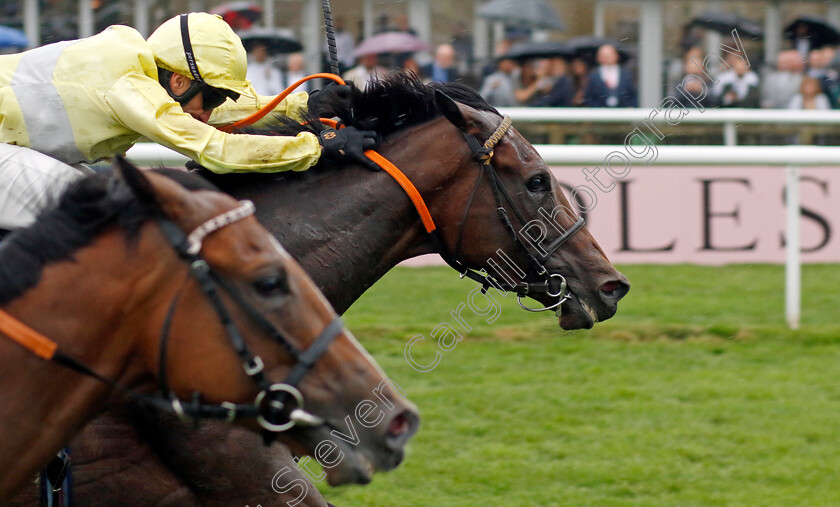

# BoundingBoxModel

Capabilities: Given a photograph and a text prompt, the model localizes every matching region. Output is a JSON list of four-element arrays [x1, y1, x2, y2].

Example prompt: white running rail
[[127, 142, 836, 329]]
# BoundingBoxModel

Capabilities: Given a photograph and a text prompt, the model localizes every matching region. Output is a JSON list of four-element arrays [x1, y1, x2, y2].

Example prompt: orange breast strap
[[318, 118, 437, 234], [362, 149, 437, 233], [0, 308, 58, 360]]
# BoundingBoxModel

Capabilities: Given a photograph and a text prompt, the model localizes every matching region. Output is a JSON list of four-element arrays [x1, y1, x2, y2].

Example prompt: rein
[[0, 200, 343, 439]]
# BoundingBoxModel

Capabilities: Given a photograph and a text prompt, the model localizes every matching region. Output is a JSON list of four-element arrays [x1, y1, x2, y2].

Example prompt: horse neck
[[0, 229, 169, 497], [242, 120, 456, 313]]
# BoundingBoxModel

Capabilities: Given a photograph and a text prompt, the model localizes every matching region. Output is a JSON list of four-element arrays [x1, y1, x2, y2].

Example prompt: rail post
[[785, 165, 801, 330]]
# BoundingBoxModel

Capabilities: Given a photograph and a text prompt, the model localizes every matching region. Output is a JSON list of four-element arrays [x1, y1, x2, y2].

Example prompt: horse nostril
[[388, 413, 410, 437], [385, 410, 420, 450], [600, 280, 630, 302]]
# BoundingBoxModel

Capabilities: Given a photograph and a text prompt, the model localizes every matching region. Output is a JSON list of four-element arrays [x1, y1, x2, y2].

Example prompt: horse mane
[[249, 72, 500, 141], [0, 168, 215, 305]]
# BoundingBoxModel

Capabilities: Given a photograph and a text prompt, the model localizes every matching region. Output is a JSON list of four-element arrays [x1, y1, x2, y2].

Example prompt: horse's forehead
[[187, 189, 243, 221], [482, 115, 541, 168], [467, 107, 502, 133]]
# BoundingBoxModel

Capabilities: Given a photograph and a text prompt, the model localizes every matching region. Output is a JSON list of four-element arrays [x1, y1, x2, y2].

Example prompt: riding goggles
[[174, 80, 240, 110]]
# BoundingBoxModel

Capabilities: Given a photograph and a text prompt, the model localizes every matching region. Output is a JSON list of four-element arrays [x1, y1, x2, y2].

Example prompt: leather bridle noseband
[[0, 200, 344, 440], [427, 115, 585, 313]]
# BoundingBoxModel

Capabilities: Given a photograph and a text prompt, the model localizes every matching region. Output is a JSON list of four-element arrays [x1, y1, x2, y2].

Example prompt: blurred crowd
[[239, 13, 840, 111], [668, 44, 840, 110]]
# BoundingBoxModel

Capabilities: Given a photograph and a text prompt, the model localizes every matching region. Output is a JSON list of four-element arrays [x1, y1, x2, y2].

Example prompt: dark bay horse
[[15, 76, 628, 505], [0, 159, 417, 503]]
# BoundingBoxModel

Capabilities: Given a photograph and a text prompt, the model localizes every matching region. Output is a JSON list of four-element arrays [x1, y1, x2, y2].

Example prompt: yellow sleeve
[[208, 91, 310, 126], [104, 72, 320, 174]]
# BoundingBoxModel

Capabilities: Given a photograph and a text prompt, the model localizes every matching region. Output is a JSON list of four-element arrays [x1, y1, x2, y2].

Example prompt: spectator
[[824, 50, 840, 108], [809, 47, 839, 100], [482, 39, 514, 79], [530, 57, 575, 107], [679, 25, 704, 54], [516, 59, 537, 95], [392, 15, 419, 67], [479, 57, 519, 107], [807, 47, 833, 80], [788, 76, 831, 109], [583, 44, 637, 107], [246, 42, 283, 95], [714, 53, 760, 108], [423, 44, 460, 83], [789, 21, 814, 60], [401, 56, 422, 77], [343, 53, 387, 89], [671, 47, 714, 109], [570, 57, 590, 106], [515, 58, 554, 105], [393, 14, 417, 36], [762, 50, 804, 109], [280, 52, 311, 92]]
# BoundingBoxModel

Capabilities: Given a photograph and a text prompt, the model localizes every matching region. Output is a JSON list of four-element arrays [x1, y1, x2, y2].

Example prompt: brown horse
[[15, 75, 628, 505], [0, 159, 417, 503]]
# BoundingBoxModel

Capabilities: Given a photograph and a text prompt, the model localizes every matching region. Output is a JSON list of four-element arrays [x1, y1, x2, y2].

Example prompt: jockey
[[0, 12, 375, 232]]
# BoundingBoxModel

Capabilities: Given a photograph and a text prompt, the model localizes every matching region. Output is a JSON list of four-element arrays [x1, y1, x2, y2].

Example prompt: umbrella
[[689, 11, 764, 39], [566, 36, 631, 63], [0, 26, 28, 49], [353, 31, 430, 57], [476, 0, 565, 31], [210, 1, 262, 30], [784, 15, 840, 50], [502, 41, 574, 61], [237, 27, 302, 54]]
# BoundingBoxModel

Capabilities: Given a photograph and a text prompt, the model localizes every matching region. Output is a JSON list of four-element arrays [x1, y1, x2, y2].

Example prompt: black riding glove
[[307, 83, 352, 116], [318, 126, 381, 171]]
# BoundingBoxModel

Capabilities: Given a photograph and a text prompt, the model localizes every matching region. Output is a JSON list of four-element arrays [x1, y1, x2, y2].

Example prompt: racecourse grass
[[311, 264, 840, 506]]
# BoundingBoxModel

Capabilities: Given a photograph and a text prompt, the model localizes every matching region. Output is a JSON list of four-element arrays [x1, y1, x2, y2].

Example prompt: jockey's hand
[[318, 126, 381, 171], [307, 84, 352, 116]]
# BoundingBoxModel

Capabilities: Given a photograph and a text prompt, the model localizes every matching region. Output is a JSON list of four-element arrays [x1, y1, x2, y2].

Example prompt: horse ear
[[435, 90, 468, 131], [115, 156, 158, 207]]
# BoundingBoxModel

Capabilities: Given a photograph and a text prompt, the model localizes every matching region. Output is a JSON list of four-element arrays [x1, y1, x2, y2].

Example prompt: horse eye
[[253, 274, 288, 297], [526, 175, 550, 193]]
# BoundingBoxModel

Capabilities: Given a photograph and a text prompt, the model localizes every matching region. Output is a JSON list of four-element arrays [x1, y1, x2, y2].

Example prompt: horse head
[[113, 160, 418, 485], [308, 74, 628, 329], [426, 88, 629, 329]]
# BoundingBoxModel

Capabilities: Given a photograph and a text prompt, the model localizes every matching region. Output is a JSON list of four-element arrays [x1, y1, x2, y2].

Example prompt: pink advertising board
[[403, 166, 839, 266]]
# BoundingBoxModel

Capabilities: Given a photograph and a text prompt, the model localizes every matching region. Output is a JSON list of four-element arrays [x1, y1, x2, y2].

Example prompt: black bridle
[[428, 116, 585, 313], [50, 201, 343, 442]]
